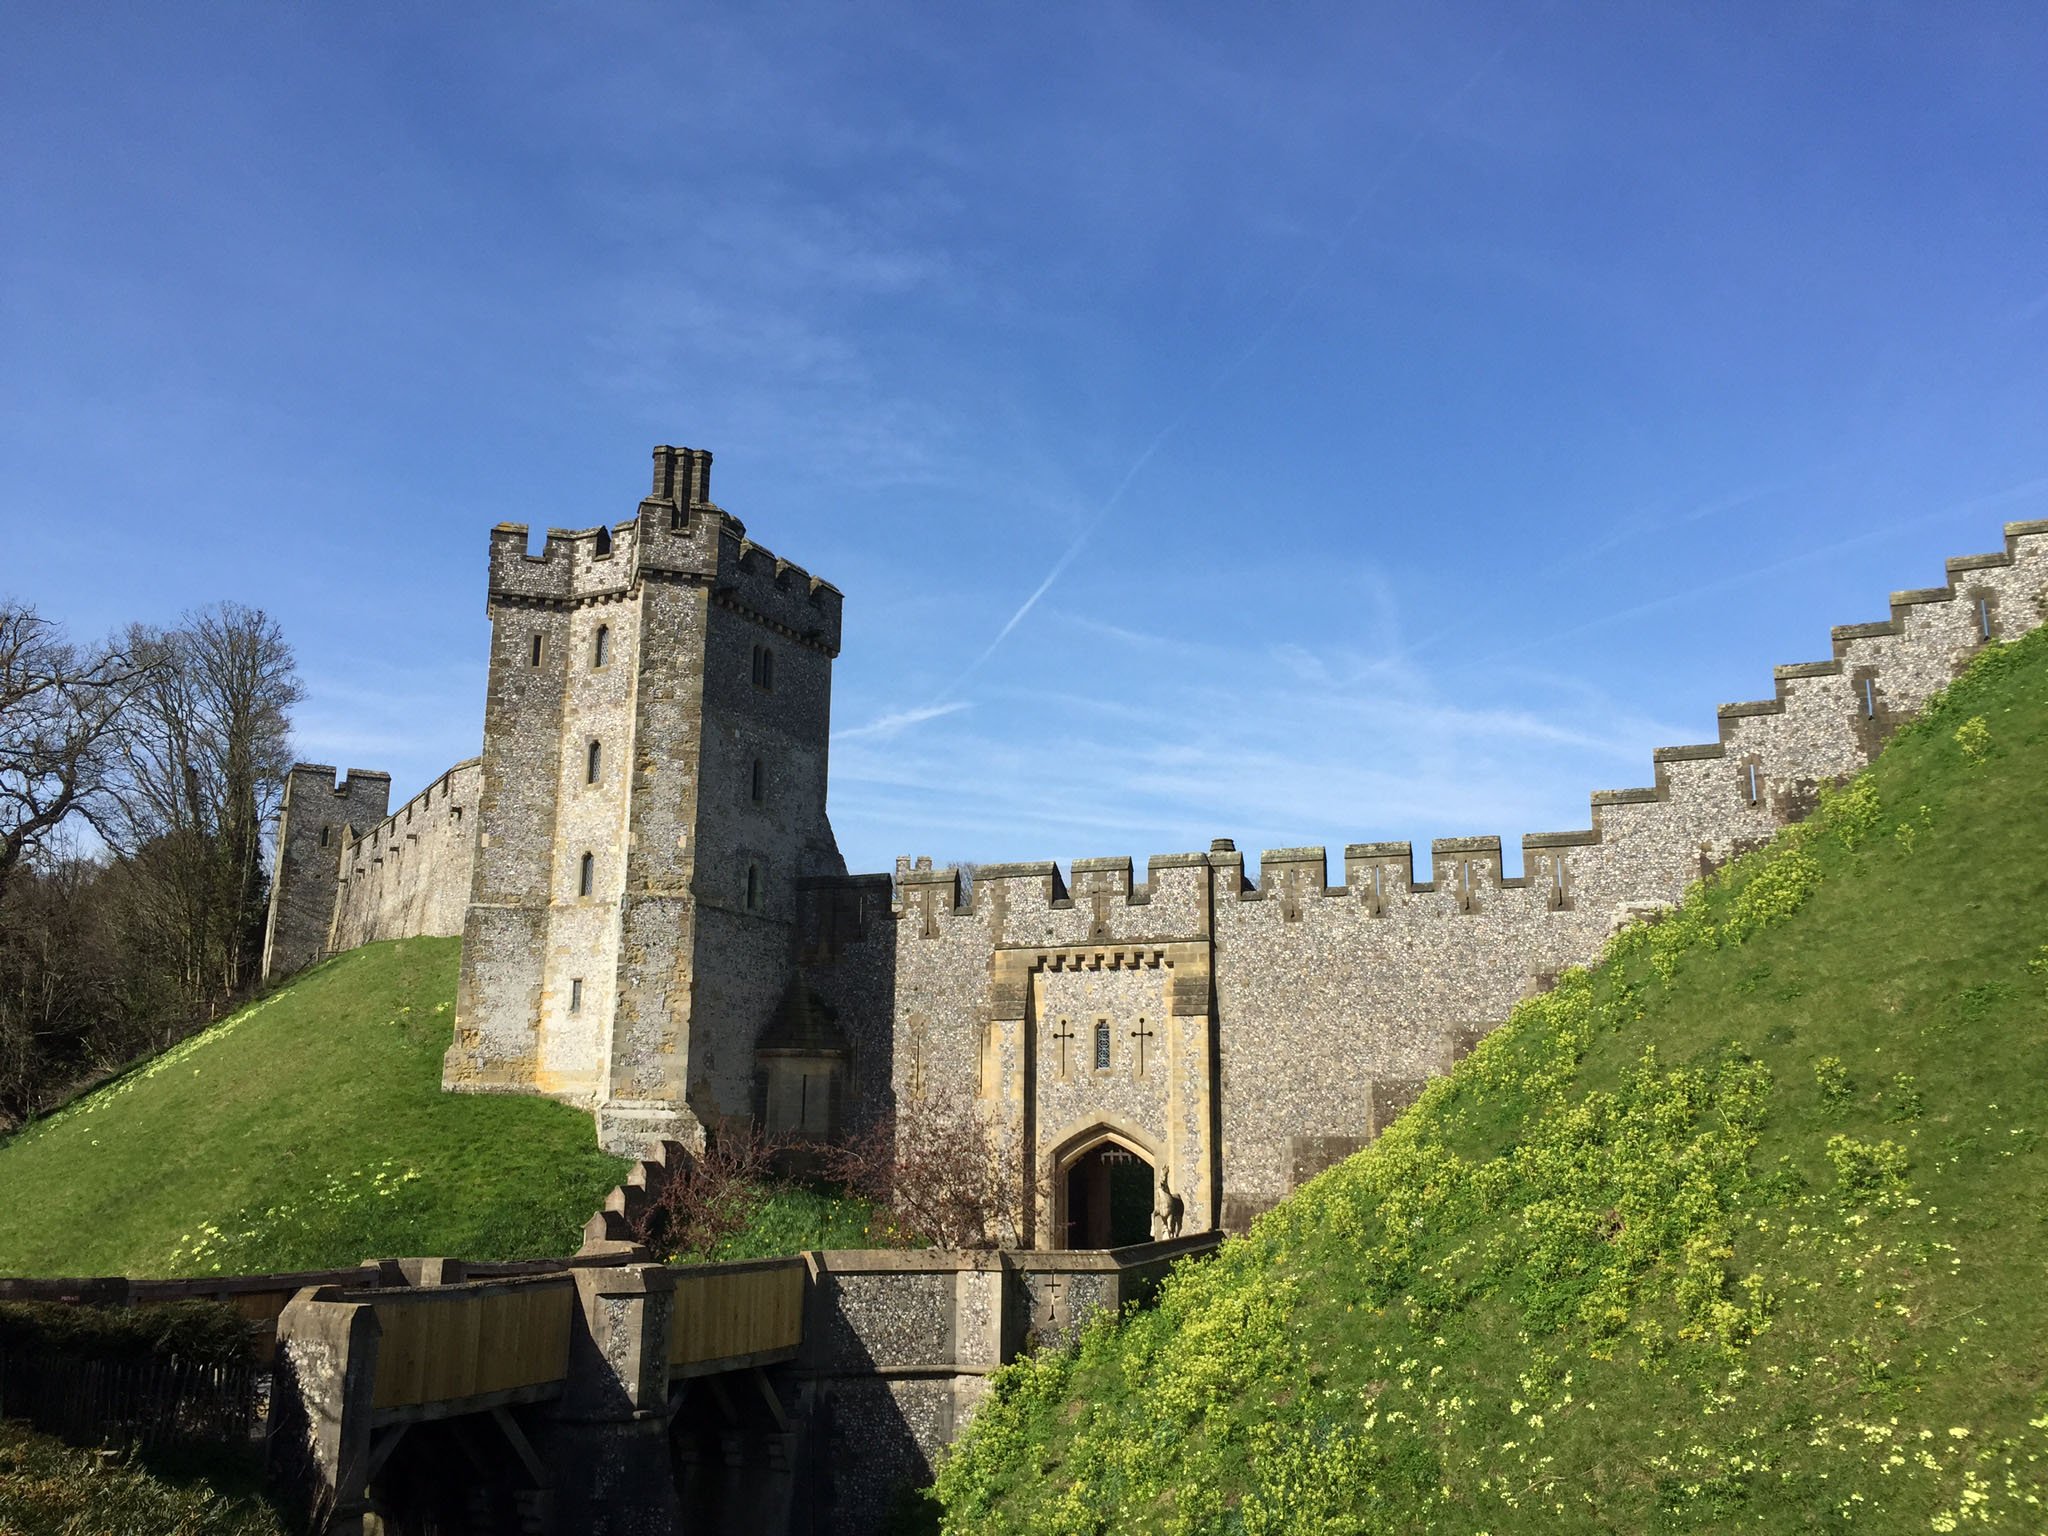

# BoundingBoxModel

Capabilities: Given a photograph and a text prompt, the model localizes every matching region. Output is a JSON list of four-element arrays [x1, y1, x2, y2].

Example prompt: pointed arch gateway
[[1046, 1118, 1165, 1251]]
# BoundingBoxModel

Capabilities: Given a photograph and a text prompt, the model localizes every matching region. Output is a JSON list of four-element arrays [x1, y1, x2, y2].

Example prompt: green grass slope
[[0, 939, 626, 1277], [936, 632, 2048, 1535]]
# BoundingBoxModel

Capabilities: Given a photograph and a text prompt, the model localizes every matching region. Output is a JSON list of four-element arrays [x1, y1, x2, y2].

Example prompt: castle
[[261, 444, 2048, 1246]]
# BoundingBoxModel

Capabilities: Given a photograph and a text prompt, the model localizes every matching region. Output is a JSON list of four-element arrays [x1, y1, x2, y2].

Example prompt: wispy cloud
[[835, 700, 973, 742], [828, 601, 1693, 876], [925, 26, 1525, 703]]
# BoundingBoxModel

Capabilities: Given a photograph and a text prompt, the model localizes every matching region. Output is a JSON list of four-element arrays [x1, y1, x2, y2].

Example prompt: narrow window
[[594, 526, 613, 557], [670, 506, 686, 532], [530, 633, 544, 667], [593, 625, 609, 668], [750, 757, 765, 805], [319, 825, 331, 848], [750, 644, 764, 687], [762, 648, 775, 691], [1552, 858, 1566, 903], [746, 864, 761, 911], [1977, 598, 1993, 641], [1862, 677, 1877, 718], [1094, 1021, 1111, 1071], [579, 851, 594, 897], [569, 978, 583, 1013], [450, 805, 462, 825], [587, 740, 602, 783], [1745, 762, 1761, 805]]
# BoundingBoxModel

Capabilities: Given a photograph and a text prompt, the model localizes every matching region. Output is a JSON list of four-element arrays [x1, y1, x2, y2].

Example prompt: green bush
[[0, 1299, 253, 1364]]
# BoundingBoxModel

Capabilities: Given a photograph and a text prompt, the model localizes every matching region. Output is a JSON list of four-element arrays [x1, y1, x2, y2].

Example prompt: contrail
[[927, 35, 1520, 708], [1454, 472, 2048, 672]]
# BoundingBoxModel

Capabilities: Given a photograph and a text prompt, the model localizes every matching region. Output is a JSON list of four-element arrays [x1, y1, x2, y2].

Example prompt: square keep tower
[[445, 445, 846, 1155]]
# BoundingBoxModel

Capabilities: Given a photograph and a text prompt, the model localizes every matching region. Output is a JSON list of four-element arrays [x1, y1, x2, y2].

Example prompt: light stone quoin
[[259, 445, 2048, 1237]]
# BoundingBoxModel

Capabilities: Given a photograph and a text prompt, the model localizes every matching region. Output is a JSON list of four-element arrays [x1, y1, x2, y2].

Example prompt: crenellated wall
[[329, 760, 483, 952], [261, 761, 482, 981], [802, 518, 2048, 1232], [269, 440, 2047, 1236], [262, 765, 391, 981]]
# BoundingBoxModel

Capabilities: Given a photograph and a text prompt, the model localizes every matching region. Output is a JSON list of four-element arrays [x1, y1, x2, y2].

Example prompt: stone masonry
[[262, 444, 2048, 1237]]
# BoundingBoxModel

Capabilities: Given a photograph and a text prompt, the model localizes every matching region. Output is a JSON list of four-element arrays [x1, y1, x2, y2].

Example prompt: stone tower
[[445, 445, 846, 1155], [261, 765, 392, 981]]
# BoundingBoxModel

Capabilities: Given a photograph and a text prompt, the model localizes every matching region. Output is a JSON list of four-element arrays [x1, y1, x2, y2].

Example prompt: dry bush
[[629, 1123, 792, 1260], [827, 1094, 1031, 1250]]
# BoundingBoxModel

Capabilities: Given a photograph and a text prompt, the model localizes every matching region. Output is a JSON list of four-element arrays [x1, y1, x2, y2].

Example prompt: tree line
[[0, 600, 300, 1129]]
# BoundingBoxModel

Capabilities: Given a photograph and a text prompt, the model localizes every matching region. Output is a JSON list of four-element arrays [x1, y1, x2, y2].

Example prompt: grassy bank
[[0, 1421, 286, 1536], [934, 631, 2048, 1533], [0, 938, 626, 1277]]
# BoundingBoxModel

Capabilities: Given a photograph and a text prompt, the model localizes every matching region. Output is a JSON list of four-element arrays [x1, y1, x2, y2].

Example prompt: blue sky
[[5, 3, 2045, 878]]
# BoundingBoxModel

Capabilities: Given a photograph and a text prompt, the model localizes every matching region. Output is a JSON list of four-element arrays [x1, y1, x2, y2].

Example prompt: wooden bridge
[[272, 1254, 811, 1534], [6, 1233, 1220, 1535]]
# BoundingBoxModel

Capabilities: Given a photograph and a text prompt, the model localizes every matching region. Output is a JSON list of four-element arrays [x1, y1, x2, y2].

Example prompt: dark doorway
[[1063, 1142, 1155, 1249]]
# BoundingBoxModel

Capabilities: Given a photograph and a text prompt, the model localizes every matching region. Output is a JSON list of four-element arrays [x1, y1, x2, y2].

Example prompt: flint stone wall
[[845, 519, 2048, 1230]]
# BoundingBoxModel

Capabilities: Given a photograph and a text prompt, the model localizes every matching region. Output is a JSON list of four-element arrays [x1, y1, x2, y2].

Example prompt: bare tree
[[113, 604, 301, 1010], [0, 604, 144, 902]]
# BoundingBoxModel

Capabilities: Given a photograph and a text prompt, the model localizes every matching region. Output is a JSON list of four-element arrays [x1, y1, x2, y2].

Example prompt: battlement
[[337, 758, 481, 860], [715, 526, 843, 657], [481, 443, 843, 654], [863, 516, 2048, 937], [486, 520, 648, 604], [285, 763, 392, 797]]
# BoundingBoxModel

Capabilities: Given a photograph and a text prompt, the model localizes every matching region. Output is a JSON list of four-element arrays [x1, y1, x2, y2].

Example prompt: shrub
[[0, 1300, 253, 1365], [1954, 715, 1991, 763], [629, 1124, 789, 1261], [1813, 1056, 1852, 1106], [1825, 1134, 1908, 1204], [826, 1093, 1033, 1249]]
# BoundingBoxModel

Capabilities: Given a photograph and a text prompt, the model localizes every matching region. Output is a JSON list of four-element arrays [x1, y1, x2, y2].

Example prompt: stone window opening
[[1861, 677, 1877, 719], [1745, 762, 1761, 805], [750, 756, 765, 806], [569, 978, 583, 1013], [529, 633, 544, 667], [1977, 597, 1993, 642], [670, 506, 686, 532], [746, 863, 762, 912], [586, 739, 602, 784], [593, 625, 609, 669], [594, 526, 613, 557], [1093, 1020, 1111, 1072], [319, 825, 331, 848], [449, 805, 462, 825], [578, 851, 594, 898], [1549, 858, 1567, 909], [751, 643, 775, 691]]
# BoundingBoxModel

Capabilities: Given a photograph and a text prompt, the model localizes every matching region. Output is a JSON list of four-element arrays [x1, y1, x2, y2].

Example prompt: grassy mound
[[935, 632, 2048, 1534], [0, 939, 626, 1277]]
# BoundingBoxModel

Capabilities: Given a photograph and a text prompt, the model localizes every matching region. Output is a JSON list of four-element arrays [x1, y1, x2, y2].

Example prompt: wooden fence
[[0, 1348, 257, 1451]]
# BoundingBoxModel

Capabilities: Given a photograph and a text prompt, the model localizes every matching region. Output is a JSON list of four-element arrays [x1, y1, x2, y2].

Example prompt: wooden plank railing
[[669, 1257, 804, 1373], [365, 1275, 575, 1412]]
